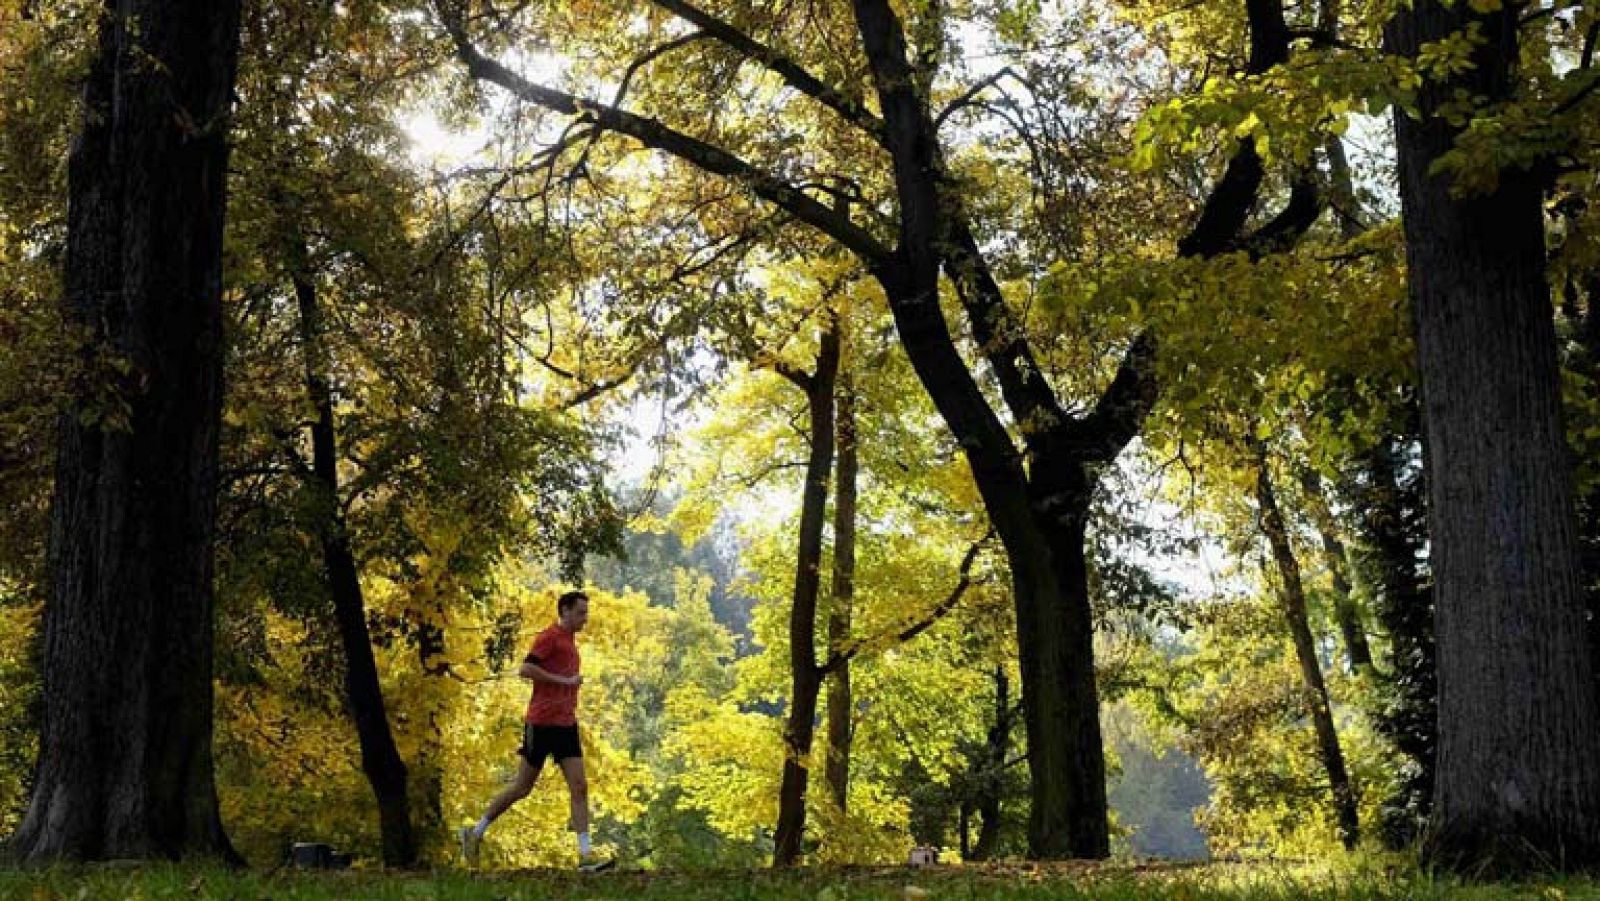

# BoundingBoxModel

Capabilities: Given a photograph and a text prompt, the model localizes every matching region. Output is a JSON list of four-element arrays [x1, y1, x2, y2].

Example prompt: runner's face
[[563, 597, 589, 632]]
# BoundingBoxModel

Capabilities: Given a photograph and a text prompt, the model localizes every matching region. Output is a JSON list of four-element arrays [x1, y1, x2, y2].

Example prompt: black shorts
[[519, 723, 582, 767]]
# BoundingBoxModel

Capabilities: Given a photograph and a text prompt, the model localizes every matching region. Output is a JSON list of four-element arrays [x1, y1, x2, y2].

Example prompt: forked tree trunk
[[11, 0, 242, 862], [1389, 0, 1600, 870], [772, 322, 840, 867], [1255, 446, 1360, 850], [290, 263, 417, 867], [824, 375, 858, 813], [851, 0, 1125, 853]]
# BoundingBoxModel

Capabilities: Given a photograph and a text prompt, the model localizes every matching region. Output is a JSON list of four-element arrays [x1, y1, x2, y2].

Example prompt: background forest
[[1, 0, 1598, 882]]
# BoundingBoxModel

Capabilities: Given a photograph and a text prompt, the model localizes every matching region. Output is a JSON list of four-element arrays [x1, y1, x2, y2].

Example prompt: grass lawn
[[2, 860, 1598, 900]]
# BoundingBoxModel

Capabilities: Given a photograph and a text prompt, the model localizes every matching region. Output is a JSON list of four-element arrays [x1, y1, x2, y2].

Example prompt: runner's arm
[[519, 659, 581, 686]]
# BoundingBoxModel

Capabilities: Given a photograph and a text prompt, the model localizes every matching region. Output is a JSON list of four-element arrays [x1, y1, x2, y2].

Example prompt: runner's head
[[557, 590, 590, 632]]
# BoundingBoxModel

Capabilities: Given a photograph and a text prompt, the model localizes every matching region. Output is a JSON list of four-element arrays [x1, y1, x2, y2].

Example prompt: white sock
[[473, 815, 493, 838], [577, 831, 592, 857]]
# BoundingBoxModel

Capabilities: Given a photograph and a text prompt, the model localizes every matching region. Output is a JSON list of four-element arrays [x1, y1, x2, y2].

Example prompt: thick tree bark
[[1255, 446, 1360, 850], [772, 322, 840, 867], [1021, 448, 1112, 857], [1300, 470, 1373, 672], [1388, 0, 1600, 870], [1577, 271, 1600, 697], [824, 374, 858, 813], [11, 0, 242, 862], [290, 265, 418, 867]]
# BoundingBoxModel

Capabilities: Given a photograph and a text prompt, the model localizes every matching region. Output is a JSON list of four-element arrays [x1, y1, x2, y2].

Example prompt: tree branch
[[1178, 140, 1267, 258], [435, 1, 891, 264], [646, 0, 887, 142], [766, 358, 816, 391], [1241, 174, 1322, 258], [1053, 330, 1160, 464], [1554, 70, 1600, 115], [821, 531, 991, 673], [934, 67, 1018, 131], [1176, 0, 1310, 261], [613, 30, 712, 109], [942, 219, 1068, 433]]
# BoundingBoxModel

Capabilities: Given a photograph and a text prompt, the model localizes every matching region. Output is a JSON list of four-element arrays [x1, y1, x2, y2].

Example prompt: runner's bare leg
[[484, 757, 541, 824], [558, 755, 590, 835]]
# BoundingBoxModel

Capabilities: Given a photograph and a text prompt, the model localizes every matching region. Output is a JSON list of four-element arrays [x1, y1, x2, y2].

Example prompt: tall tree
[[1252, 442, 1359, 850], [11, 0, 242, 861], [823, 372, 858, 814], [1387, 0, 1600, 870], [287, 238, 418, 866], [435, 0, 1313, 856], [769, 313, 841, 867]]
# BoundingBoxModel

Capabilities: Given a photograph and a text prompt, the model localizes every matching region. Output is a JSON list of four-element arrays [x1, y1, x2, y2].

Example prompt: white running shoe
[[577, 856, 615, 873]]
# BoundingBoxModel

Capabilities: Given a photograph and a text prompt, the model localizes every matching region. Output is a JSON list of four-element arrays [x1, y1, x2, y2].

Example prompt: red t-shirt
[[523, 623, 580, 726]]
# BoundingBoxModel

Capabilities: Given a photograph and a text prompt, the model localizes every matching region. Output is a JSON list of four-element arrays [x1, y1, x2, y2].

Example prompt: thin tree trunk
[[1355, 430, 1436, 846], [1389, 0, 1600, 868], [1300, 470, 1374, 672], [824, 373, 858, 813], [970, 667, 1010, 861], [11, 0, 242, 863], [772, 321, 840, 867], [1324, 138, 1365, 241], [1254, 444, 1360, 850], [414, 622, 451, 861], [290, 263, 418, 867]]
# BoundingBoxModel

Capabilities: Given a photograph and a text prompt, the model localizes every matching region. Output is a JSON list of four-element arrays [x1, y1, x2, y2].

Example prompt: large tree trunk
[[1561, 234, 1600, 705], [771, 322, 840, 867], [1255, 446, 1360, 850], [290, 265, 417, 867], [824, 374, 858, 813], [1300, 470, 1373, 672], [869, 259, 1105, 857], [10, 0, 242, 862], [1023, 450, 1112, 858], [1388, 0, 1600, 870]]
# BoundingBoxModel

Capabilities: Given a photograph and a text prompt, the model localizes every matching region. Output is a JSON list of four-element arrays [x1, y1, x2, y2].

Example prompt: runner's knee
[[510, 770, 537, 799]]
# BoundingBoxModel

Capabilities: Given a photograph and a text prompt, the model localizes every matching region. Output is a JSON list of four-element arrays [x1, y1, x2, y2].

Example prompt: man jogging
[[460, 589, 613, 871]]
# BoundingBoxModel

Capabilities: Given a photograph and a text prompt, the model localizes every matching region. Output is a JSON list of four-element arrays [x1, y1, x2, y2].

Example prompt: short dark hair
[[557, 590, 588, 616]]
